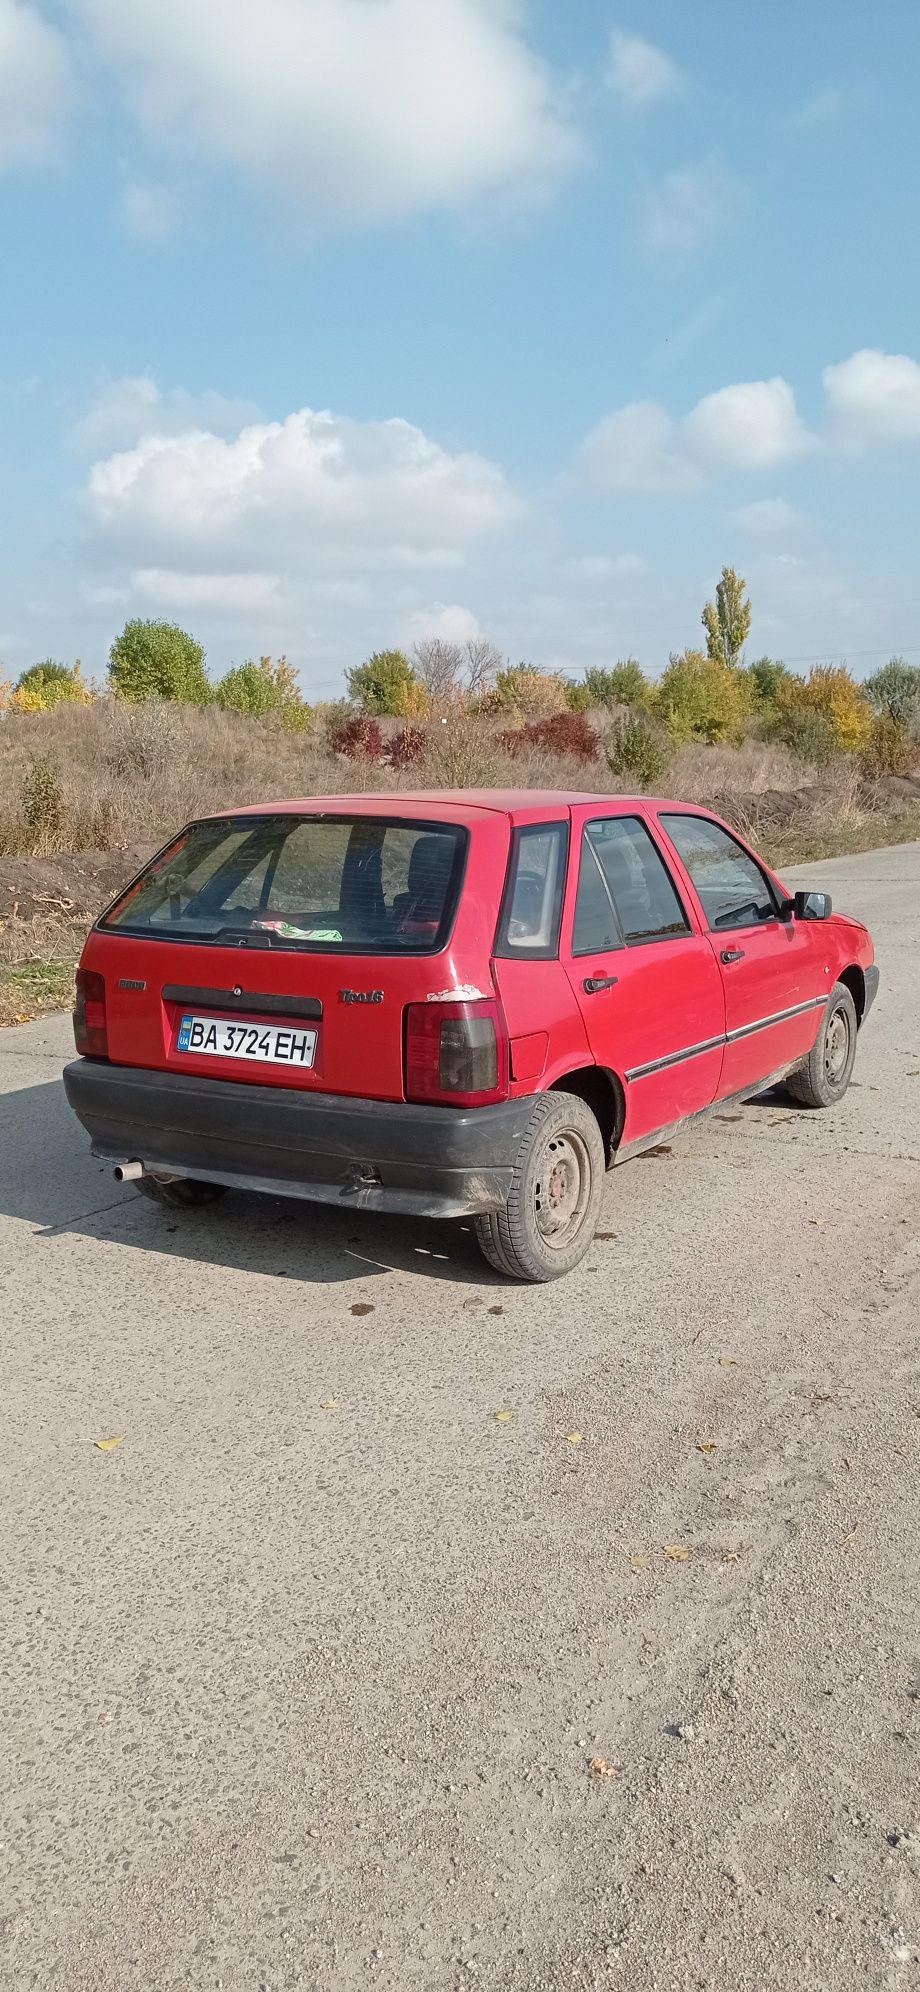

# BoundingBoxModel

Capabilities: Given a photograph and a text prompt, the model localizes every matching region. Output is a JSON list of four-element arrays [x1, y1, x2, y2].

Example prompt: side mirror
[[792, 888, 832, 922]]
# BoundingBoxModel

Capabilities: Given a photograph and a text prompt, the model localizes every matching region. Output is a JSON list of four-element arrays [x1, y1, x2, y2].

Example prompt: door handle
[[583, 974, 619, 994], [720, 948, 746, 964]]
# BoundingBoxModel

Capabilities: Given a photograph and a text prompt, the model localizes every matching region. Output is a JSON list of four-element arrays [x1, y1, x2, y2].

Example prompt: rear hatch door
[[92, 810, 479, 1102]]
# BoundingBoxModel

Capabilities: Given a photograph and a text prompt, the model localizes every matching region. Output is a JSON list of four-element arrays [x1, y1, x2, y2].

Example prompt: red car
[[64, 791, 878, 1282]]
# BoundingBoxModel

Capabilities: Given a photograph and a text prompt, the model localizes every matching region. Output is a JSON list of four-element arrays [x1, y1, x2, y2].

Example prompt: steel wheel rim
[[824, 1006, 851, 1084], [533, 1129, 593, 1250]]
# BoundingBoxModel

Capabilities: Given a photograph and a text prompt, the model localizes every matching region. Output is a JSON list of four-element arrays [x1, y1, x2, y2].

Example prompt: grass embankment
[[1, 700, 918, 1024]]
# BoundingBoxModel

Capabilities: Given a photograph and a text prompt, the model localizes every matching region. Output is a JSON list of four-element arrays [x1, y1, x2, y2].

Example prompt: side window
[[497, 823, 568, 958], [573, 817, 689, 953], [661, 815, 777, 931]]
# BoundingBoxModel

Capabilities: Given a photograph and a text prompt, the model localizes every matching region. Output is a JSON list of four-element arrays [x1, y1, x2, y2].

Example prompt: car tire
[[784, 982, 858, 1108], [135, 1176, 228, 1208], [473, 1090, 606, 1283]]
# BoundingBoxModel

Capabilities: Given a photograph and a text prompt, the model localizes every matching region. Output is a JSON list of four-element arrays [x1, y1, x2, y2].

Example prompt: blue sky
[[2, 0, 920, 696]]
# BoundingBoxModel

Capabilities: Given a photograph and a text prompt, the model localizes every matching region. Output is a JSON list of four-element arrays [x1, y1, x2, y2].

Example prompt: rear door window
[[100, 815, 468, 954], [573, 817, 689, 953], [661, 814, 778, 930]]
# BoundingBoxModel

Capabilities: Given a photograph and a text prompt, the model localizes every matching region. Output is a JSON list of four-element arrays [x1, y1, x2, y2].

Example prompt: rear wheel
[[784, 982, 858, 1108], [474, 1091, 605, 1283], [136, 1176, 228, 1208]]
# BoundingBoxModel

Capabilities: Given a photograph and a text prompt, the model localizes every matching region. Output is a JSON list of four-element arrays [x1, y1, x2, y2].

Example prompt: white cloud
[[732, 499, 800, 535], [823, 348, 920, 442], [119, 181, 173, 241], [72, 0, 579, 224], [84, 402, 520, 580], [580, 401, 700, 494], [80, 581, 129, 607], [581, 377, 811, 491], [792, 85, 846, 129], [131, 569, 281, 612], [0, 0, 73, 167], [683, 378, 812, 468], [564, 553, 645, 581], [607, 29, 681, 107], [406, 602, 482, 645], [77, 376, 261, 451], [641, 157, 741, 257]]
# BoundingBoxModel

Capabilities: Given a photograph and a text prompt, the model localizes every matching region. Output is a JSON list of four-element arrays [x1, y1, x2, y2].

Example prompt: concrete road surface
[[2, 841, 920, 1992]]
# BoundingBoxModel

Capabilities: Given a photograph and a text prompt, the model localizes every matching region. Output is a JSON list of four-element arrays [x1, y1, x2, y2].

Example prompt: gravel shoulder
[[1, 842, 919, 1990]]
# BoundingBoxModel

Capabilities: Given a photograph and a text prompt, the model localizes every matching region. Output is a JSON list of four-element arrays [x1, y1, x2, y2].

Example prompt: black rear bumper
[[63, 1060, 536, 1219]]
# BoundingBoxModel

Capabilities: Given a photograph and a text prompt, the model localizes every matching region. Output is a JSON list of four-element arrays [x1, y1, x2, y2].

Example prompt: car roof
[[215, 789, 706, 824]]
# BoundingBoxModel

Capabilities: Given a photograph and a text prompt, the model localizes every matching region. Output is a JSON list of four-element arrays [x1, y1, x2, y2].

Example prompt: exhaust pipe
[[113, 1160, 144, 1182]]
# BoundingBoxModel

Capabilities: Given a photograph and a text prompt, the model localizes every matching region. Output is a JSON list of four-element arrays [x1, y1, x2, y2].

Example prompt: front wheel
[[474, 1091, 605, 1282], [784, 982, 858, 1108], [136, 1175, 228, 1208]]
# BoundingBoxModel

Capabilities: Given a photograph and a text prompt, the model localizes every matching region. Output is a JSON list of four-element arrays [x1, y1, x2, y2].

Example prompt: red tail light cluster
[[73, 968, 108, 1059], [405, 999, 509, 1108]]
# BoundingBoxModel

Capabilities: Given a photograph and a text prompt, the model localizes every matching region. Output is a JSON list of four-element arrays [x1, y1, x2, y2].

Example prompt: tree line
[[3, 570, 920, 782]]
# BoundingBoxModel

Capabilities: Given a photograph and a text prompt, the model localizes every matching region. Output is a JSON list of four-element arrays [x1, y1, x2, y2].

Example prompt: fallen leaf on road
[[628, 1554, 651, 1572], [663, 1544, 690, 1563], [588, 1756, 619, 1778], [808, 1216, 825, 1228], [494, 1409, 513, 1424], [321, 1398, 338, 1411], [719, 1356, 739, 1368], [93, 1435, 123, 1453], [488, 1305, 504, 1317], [566, 1431, 584, 1445], [696, 1441, 717, 1457]]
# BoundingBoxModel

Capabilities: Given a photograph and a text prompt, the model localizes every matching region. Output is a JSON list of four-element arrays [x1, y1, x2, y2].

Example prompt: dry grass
[[2, 699, 919, 864]]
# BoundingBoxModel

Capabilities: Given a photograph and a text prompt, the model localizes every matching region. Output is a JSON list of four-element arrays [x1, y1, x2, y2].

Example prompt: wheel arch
[[548, 1063, 625, 1166], [837, 963, 866, 1025]]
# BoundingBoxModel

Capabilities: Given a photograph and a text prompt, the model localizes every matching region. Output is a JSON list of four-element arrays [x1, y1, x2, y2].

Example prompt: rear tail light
[[404, 999, 509, 1108], [73, 968, 108, 1059]]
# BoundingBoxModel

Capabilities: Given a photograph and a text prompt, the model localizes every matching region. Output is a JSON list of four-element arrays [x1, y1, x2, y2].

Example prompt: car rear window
[[100, 815, 469, 955]]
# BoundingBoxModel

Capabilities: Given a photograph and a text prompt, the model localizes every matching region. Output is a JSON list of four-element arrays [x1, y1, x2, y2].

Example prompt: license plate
[[176, 1014, 317, 1067]]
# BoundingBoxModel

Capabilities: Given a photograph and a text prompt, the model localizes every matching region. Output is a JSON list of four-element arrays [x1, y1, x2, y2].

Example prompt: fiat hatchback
[[64, 791, 878, 1281]]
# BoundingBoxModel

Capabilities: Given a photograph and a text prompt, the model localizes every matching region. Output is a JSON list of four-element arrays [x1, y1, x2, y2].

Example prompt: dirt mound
[[0, 848, 155, 931]]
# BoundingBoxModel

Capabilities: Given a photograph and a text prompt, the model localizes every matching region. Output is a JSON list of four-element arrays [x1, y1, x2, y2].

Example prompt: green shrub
[[743, 656, 794, 711], [583, 661, 650, 709], [214, 655, 310, 731], [109, 619, 210, 704], [771, 665, 871, 755], [605, 714, 668, 789], [863, 657, 920, 728], [770, 703, 838, 766], [346, 650, 421, 716], [13, 660, 91, 711], [20, 752, 63, 846], [654, 651, 745, 744], [565, 679, 594, 713]]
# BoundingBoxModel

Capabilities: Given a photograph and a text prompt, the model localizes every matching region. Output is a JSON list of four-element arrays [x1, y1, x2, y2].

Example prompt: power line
[[778, 645, 920, 664]]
